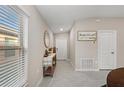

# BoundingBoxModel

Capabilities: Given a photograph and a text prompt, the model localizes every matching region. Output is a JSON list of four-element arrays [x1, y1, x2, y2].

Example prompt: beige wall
[[69, 28, 76, 67], [48, 29, 54, 48], [20, 6, 54, 86], [70, 18, 124, 70]]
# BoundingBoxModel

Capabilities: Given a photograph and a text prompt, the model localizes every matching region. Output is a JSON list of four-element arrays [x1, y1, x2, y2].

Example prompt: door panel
[[98, 31, 116, 69], [56, 39, 67, 60]]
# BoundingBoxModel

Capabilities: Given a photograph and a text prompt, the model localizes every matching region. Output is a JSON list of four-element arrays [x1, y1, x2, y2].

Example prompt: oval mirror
[[44, 31, 50, 48]]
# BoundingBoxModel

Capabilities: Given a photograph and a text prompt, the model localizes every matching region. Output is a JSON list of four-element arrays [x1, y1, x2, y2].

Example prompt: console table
[[43, 53, 56, 77]]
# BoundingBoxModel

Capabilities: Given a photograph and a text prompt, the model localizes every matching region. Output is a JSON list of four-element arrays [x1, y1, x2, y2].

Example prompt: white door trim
[[98, 30, 117, 69]]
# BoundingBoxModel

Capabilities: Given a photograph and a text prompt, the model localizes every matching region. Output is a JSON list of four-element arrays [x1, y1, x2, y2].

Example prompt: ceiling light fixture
[[60, 28, 63, 31]]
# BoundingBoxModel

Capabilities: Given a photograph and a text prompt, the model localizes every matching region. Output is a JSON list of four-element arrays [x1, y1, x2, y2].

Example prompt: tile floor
[[39, 61, 110, 87]]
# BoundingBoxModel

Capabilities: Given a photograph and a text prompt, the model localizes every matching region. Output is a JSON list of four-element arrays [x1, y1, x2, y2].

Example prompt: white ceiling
[[36, 6, 124, 33]]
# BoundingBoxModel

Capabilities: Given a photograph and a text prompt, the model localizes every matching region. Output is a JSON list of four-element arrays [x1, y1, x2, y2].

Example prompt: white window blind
[[0, 5, 27, 87]]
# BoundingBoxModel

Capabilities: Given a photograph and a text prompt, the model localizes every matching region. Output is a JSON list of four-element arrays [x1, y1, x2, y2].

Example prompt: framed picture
[[77, 31, 97, 41]]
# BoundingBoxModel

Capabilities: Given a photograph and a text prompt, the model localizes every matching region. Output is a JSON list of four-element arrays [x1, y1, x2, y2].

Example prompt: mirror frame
[[44, 30, 50, 48]]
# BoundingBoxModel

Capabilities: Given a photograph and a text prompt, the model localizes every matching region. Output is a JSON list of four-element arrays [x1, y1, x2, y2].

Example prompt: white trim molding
[[36, 77, 43, 87]]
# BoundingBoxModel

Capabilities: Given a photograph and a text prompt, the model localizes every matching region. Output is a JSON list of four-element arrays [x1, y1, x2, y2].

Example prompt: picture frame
[[77, 31, 97, 41]]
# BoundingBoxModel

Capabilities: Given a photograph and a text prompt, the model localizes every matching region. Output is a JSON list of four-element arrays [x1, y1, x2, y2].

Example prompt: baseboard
[[36, 76, 43, 87], [75, 68, 99, 71], [75, 69, 83, 71]]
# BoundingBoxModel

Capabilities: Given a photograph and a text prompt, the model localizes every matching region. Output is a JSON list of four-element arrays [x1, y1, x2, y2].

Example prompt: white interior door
[[56, 39, 67, 60], [98, 30, 117, 69]]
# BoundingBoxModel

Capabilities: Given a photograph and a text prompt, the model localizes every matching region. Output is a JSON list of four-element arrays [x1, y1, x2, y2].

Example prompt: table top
[[107, 67, 124, 86], [44, 53, 56, 58], [108, 68, 124, 78]]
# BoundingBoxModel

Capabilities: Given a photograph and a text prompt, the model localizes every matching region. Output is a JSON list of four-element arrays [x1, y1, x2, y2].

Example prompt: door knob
[[111, 52, 114, 54]]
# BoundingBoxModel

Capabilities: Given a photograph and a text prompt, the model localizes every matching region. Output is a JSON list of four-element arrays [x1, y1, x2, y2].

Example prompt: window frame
[[0, 5, 29, 87], [17, 6, 29, 86]]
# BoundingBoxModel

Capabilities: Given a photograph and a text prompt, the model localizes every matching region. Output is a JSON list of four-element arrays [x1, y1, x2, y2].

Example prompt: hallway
[[39, 61, 109, 87]]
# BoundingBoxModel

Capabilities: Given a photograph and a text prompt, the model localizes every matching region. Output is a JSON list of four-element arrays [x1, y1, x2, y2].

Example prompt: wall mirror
[[44, 31, 50, 48]]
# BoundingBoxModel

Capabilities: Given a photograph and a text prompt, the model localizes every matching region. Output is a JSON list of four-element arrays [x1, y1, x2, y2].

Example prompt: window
[[0, 5, 28, 87]]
